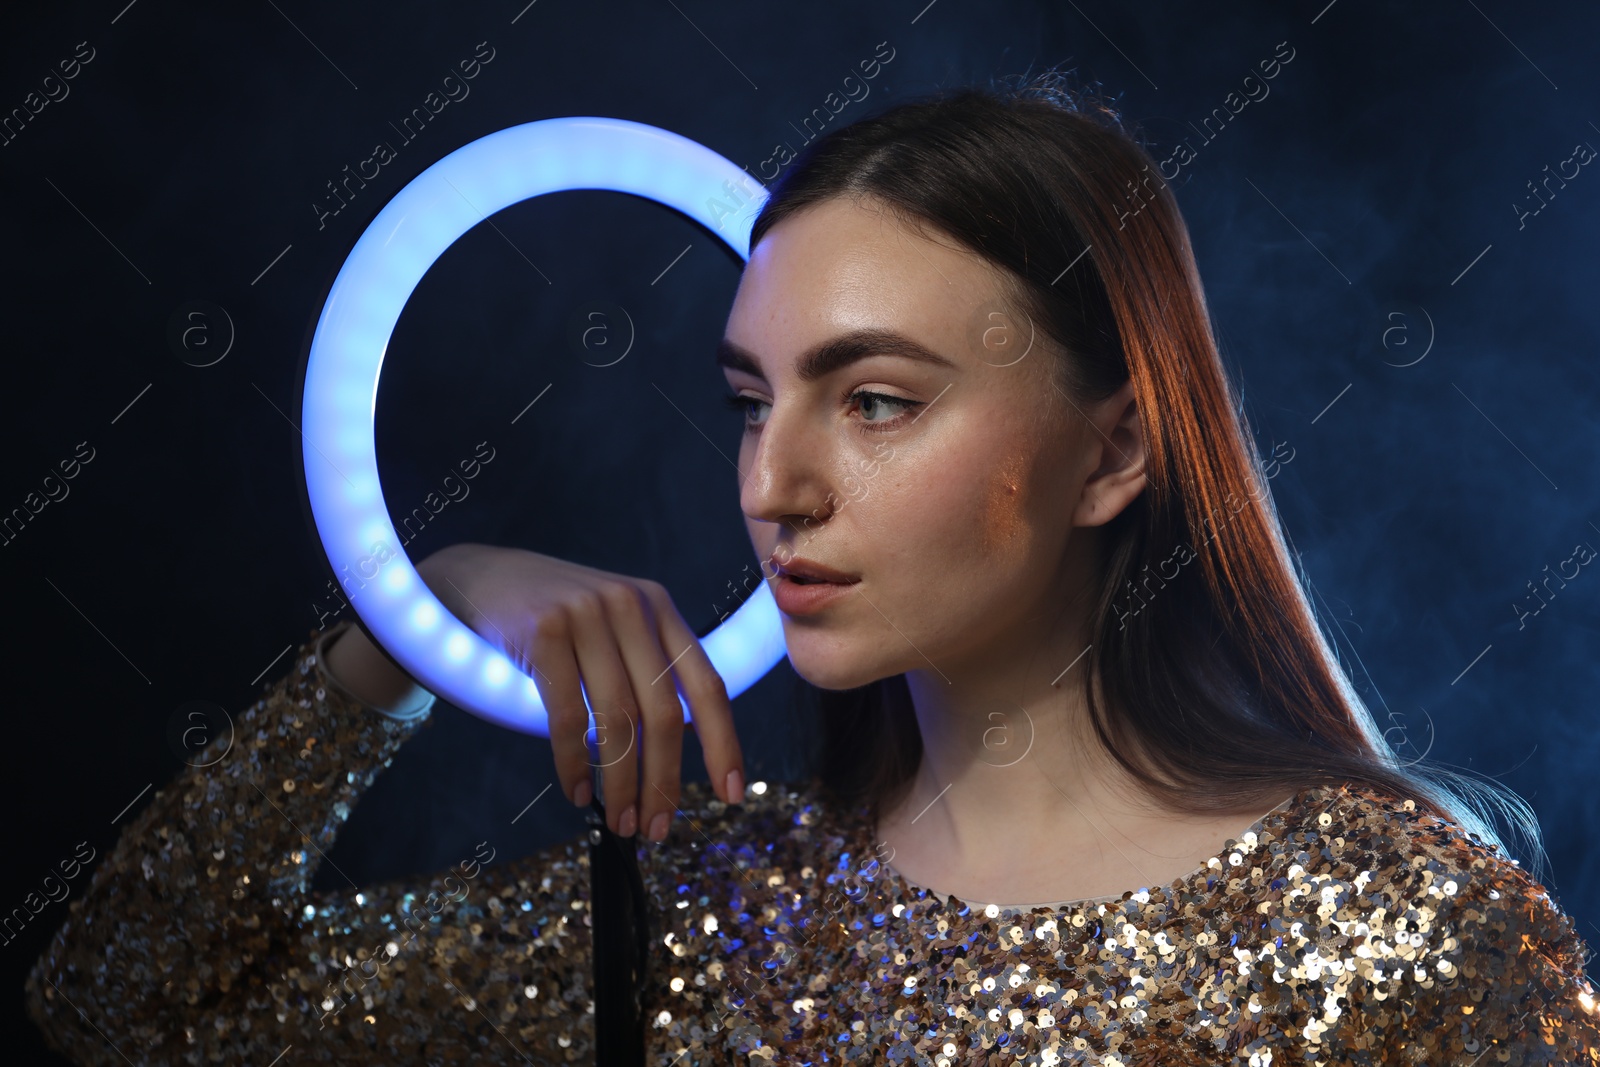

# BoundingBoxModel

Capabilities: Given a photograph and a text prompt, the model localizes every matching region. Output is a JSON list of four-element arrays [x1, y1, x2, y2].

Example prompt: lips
[[768, 555, 858, 584], [765, 554, 859, 616]]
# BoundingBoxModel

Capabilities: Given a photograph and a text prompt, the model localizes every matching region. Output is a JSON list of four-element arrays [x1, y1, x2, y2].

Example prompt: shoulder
[[1282, 781, 1600, 1064]]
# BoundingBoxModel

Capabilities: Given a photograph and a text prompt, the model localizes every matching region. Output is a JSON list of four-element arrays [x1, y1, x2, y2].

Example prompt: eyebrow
[[716, 328, 958, 384]]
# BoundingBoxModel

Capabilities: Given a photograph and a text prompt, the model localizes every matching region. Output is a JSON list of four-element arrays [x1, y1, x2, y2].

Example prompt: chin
[[782, 625, 898, 692]]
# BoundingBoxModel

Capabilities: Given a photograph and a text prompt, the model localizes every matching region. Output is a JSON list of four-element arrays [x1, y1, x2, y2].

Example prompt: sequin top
[[25, 622, 1600, 1066]]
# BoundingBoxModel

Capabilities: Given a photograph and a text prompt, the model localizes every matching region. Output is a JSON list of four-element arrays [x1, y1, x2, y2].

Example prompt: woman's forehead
[[728, 202, 1021, 371], [744, 197, 995, 292]]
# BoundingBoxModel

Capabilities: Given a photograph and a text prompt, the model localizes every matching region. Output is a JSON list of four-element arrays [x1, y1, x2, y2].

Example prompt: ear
[[1072, 379, 1147, 528]]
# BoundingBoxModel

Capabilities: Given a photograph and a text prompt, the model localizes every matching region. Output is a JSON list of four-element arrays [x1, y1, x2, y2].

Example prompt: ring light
[[301, 116, 785, 735]]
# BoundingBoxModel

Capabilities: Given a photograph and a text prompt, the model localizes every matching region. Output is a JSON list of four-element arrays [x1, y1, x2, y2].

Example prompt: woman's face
[[719, 194, 1139, 691]]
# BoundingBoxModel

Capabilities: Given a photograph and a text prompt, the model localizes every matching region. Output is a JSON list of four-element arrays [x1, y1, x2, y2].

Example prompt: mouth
[[769, 554, 860, 585], [770, 564, 859, 616]]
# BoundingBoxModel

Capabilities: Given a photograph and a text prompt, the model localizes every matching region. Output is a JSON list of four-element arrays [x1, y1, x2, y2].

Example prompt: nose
[[738, 401, 838, 543]]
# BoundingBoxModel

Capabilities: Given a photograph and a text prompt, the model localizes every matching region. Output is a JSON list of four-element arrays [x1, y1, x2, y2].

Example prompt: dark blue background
[[3, 1, 1596, 1055]]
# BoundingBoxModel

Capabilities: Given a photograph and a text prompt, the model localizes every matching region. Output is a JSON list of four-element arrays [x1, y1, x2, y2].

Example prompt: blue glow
[[302, 116, 783, 735]]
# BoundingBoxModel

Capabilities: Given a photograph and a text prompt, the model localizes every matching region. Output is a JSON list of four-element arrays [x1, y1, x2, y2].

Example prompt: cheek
[[974, 453, 1032, 556], [881, 448, 1034, 571]]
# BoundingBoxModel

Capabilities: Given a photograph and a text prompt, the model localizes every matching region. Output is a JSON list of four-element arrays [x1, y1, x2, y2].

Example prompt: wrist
[[319, 622, 435, 719]]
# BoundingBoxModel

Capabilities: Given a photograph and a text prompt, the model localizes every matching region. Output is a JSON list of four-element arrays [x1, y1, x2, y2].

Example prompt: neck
[[894, 639, 1160, 861], [875, 624, 1271, 907]]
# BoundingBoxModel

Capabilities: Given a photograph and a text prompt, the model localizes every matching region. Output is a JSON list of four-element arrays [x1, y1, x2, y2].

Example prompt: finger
[[643, 583, 743, 807], [598, 581, 685, 843], [567, 592, 642, 835], [522, 613, 596, 811]]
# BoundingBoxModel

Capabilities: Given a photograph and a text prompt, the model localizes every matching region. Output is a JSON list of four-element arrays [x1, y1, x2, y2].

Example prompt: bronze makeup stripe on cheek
[[974, 456, 1032, 556]]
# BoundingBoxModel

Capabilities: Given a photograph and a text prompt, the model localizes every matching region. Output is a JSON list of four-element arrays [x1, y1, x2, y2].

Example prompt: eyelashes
[[720, 390, 762, 420], [720, 389, 923, 433], [848, 390, 920, 428]]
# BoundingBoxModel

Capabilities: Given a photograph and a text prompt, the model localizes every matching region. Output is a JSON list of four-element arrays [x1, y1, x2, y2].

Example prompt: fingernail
[[618, 804, 638, 837], [648, 812, 670, 842], [725, 768, 745, 804], [572, 779, 592, 808]]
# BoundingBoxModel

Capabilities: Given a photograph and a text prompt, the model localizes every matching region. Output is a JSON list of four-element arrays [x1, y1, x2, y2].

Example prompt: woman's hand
[[415, 542, 745, 841]]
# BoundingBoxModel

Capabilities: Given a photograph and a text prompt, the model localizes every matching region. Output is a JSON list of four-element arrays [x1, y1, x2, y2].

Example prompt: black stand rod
[[588, 795, 651, 1066]]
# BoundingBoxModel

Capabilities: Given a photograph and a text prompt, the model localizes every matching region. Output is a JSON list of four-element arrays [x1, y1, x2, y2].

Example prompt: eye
[[722, 390, 770, 428], [846, 389, 921, 430], [720, 388, 924, 433]]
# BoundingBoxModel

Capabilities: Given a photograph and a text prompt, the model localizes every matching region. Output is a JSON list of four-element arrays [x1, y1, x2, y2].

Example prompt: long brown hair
[[752, 70, 1543, 876]]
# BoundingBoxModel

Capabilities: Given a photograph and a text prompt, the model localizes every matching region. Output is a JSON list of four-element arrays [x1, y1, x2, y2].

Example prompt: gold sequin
[[22, 620, 1600, 1065]]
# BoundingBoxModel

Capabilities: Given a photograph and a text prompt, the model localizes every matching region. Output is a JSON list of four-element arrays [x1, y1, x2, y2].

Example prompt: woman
[[25, 73, 1600, 1066]]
